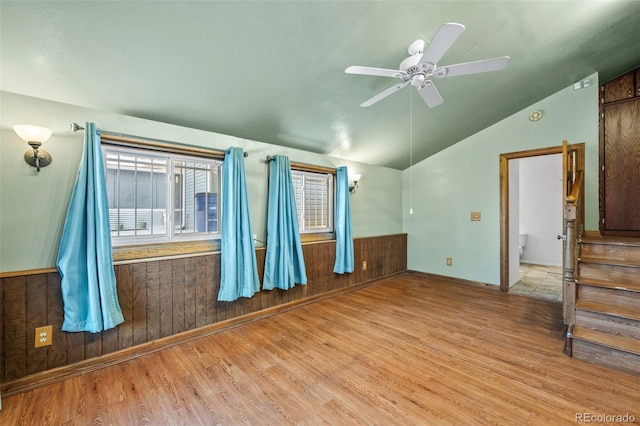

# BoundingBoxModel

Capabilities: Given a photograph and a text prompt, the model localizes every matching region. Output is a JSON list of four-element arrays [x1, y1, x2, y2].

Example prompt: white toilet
[[519, 233, 527, 257]]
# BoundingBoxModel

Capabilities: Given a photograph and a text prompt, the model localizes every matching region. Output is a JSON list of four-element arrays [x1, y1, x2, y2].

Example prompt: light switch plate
[[471, 212, 481, 221]]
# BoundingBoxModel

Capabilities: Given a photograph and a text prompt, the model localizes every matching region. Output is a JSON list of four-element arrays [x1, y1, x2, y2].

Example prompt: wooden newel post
[[563, 204, 577, 324]]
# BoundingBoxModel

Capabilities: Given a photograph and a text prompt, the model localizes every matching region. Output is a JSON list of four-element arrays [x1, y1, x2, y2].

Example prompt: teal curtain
[[219, 147, 260, 301], [333, 166, 354, 274], [263, 155, 307, 290], [57, 123, 124, 333]]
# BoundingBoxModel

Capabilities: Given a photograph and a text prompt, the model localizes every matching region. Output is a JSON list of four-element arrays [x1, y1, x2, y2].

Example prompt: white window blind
[[291, 170, 333, 233]]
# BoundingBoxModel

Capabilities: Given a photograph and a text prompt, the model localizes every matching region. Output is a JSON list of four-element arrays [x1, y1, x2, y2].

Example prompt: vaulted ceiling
[[3, 1, 640, 169]]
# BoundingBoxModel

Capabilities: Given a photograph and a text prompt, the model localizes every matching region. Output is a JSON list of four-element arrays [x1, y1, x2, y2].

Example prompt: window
[[104, 145, 222, 245], [291, 170, 334, 233]]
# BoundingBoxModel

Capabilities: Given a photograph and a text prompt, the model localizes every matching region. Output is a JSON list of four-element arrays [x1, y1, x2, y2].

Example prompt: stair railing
[[562, 140, 585, 325]]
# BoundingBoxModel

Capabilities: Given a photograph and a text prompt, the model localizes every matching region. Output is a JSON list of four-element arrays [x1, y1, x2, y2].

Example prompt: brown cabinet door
[[603, 99, 640, 234], [603, 72, 635, 103]]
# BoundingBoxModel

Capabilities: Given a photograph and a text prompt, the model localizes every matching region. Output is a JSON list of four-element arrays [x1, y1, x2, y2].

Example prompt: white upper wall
[[0, 92, 403, 272], [403, 74, 599, 286], [518, 154, 563, 267]]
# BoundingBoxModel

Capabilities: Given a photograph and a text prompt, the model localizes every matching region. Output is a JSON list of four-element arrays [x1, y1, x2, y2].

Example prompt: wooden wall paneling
[[158, 260, 173, 339], [116, 264, 134, 351], [146, 261, 161, 341], [384, 237, 392, 275], [357, 237, 367, 283], [205, 255, 217, 325], [101, 326, 118, 356], [214, 255, 232, 324], [316, 243, 328, 295], [3, 277, 27, 381], [171, 258, 185, 335], [25, 274, 47, 375], [315, 243, 325, 293], [234, 293, 251, 318], [306, 244, 319, 296], [85, 331, 102, 360], [306, 244, 318, 295], [183, 257, 197, 331], [194, 257, 208, 329], [64, 325, 86, 365], [132, 262, 148, 347], [320, 243, 332, 294], [391, 235, 407, 272], [46, 273, 67, 369]]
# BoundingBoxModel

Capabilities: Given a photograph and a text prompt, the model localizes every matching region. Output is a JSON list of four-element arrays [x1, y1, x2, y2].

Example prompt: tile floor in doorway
[[509, 263, 563, 302]]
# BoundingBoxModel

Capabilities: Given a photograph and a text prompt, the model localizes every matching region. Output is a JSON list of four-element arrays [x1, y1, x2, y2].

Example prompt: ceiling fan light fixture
[[410, 74, 425, 87]]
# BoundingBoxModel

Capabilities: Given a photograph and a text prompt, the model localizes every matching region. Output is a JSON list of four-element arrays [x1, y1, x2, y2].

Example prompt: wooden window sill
[[112, 240, 221, 263]]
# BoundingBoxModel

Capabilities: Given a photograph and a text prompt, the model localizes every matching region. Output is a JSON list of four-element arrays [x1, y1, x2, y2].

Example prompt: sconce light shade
[[13, 124, 52, 143], [349, 173, 362, 195], [13, 124, 53, 172]]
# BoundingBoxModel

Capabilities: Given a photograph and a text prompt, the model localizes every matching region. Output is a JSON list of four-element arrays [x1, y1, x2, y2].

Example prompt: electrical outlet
[[362, 260, 367, 271], [34, 325, 53, 348], [446, 257, 453, 266]]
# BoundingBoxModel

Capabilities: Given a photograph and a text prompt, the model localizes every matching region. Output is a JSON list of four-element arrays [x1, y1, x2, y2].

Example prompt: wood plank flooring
[[1, 274, 639, 425]]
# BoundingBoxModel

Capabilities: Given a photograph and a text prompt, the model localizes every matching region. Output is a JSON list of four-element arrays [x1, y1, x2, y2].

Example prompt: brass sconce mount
[[24, 141, 52, 171]]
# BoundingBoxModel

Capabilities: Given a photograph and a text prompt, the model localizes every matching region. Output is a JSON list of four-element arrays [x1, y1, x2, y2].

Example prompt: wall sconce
[[349, 173, 361, 195], [13, 124, 52, 172]]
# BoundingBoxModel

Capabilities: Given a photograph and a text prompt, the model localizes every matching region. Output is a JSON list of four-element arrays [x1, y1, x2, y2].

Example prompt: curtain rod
[[265, 154, 337, 175], [69, 123, 248, 157]]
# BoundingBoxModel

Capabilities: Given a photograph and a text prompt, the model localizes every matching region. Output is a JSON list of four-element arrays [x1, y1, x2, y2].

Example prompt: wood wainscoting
[[0, 234, 407, 396]]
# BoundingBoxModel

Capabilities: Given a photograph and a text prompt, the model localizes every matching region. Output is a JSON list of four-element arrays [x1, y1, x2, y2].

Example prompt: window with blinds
[[291, 170, 334, 233], [104, 145, 222, 245]]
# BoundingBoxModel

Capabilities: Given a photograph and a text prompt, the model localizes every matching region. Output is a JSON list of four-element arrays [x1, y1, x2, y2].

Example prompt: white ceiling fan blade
[[419, 23, 465, 66], [435, 56, 510, 78], [417, 81, 444, 108], [345, 66, 404, 78], [361, 82, 408, 107]]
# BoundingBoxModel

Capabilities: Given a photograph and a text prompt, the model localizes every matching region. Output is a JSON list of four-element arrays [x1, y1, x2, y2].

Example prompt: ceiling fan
[[345, 23, 510, 108]]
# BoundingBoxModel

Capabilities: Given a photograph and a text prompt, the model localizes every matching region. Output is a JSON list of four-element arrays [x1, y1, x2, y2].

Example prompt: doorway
[[499, 145, 565, 293], [509, 154, 563, 301]]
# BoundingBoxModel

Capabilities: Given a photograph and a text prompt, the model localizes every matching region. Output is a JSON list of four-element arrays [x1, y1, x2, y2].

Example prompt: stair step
[[578, 255, 640, 268], [576, 300, 640, 322], [572, 326, 640, 357], [582, 235, 640, 247], [577, 262, 640, 288], [576, 277, 640, 293], [580, 236, 640, 266], [572, 339, 640, 375]]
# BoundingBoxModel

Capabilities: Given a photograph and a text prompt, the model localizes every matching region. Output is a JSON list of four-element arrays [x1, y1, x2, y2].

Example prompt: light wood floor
[[2, 274, 639, 425]]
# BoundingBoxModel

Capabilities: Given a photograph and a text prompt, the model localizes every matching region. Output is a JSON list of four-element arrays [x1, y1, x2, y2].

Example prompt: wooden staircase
[[567, 236, 640, 374]]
